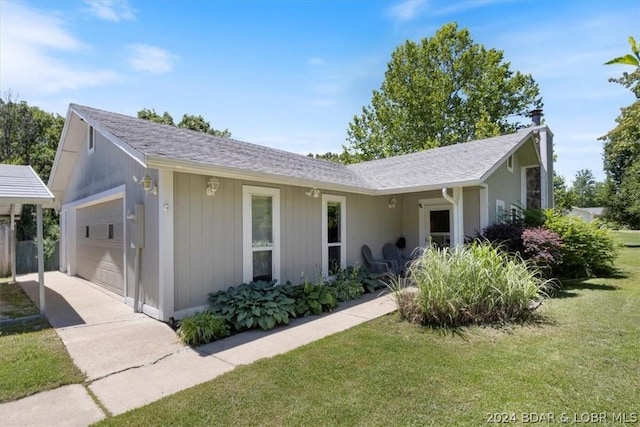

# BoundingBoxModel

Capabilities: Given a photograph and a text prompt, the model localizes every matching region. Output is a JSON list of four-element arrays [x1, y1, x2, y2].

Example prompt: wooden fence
[[0, 225, 59, 276]]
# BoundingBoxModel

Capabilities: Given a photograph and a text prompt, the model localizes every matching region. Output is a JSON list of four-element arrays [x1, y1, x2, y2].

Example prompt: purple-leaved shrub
[[522, 227, 563, 268]]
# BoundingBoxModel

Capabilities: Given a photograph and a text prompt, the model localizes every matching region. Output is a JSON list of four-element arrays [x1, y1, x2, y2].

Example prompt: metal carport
[[0, 164, 55, 317]]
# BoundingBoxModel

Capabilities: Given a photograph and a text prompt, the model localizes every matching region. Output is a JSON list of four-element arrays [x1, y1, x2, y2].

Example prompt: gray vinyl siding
[[485, 139, 539, 224], [172, 174, 403, 311], [463, 188, 481, 237], [62, 125, 160, 309]]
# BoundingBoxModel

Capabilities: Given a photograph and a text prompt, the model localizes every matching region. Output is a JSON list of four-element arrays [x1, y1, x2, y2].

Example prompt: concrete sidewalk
[[0, 272, 396, 427]]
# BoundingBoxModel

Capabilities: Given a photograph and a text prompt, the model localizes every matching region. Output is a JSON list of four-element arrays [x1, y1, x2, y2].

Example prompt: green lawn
[[611, 230, 640, 247], [97, 248, 640, 426], [0, 279, 85, 402]]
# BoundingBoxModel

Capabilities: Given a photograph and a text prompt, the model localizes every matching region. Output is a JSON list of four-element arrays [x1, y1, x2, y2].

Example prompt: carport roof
[[0, 164, 55, 217]]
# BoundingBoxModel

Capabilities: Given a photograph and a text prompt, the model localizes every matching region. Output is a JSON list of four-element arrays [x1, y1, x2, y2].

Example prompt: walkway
[[0, 272, 396, 426]]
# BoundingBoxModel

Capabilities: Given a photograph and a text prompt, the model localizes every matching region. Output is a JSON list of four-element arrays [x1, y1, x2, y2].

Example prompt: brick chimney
[[529, 109, 543, 126]]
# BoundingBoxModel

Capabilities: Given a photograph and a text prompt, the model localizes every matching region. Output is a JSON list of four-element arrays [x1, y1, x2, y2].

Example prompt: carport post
[[37, 204, 46, 317]]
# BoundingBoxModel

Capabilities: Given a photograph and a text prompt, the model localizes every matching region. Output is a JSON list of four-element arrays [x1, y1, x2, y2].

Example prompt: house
[[569, 206, 603, 223], [47, 104, 554, 321]]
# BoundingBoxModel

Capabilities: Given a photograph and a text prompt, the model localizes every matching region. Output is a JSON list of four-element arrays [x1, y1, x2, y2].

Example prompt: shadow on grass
[[0, 317, 51, 337], [553, 280, 620, 299]]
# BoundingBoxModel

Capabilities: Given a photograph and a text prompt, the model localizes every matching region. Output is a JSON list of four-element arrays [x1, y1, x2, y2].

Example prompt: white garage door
[[76, 199, 124, 295]]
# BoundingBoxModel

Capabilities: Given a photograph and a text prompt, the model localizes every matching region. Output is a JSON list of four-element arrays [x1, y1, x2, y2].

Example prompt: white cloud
[[84, 0, 135, 22], [308, 57, 326, 66], [388, 0, 426, 22], [0, 2, 119, 94], [128, 44, 177, 74]]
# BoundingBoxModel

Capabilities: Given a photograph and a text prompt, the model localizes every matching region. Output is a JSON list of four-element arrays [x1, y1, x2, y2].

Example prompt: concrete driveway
[[19, 272, 185, 382]]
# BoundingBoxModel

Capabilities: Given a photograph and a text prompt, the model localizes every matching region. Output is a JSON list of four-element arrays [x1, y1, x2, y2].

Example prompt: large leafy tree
[[600, 37, 640, 228], [137, 108, 231, 138], [0, 93, 64, 249], [343, 22, 542, 163]]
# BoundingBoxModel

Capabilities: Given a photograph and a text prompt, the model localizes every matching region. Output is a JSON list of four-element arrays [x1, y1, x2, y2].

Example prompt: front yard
[[0, 279, 84, 402], [96, 246, 640, 426]]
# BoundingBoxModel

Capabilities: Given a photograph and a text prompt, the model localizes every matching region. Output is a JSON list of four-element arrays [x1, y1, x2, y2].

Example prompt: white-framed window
[[506, 154, 513, 172], [88, 126, 95, 154], [322, 194, 346, 277], [496, 199, 506, 223], [242, 186, 280, 283], [510, 203, 520, 222]]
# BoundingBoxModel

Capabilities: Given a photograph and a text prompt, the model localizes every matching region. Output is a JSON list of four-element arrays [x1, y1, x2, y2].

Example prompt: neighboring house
[[48, 104, 554, 321], [569, 206, 603, 223]]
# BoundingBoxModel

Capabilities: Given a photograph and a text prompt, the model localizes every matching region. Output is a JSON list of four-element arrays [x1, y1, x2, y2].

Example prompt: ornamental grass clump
[[390, 241, 554, 327]]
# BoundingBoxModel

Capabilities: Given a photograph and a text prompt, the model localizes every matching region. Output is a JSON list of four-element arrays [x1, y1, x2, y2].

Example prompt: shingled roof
[[65, 104, 539, 194]]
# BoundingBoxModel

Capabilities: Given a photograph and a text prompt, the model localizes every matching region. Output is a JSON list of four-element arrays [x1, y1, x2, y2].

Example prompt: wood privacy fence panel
[[16, 241, 60, 274], [0, 228, 59, 276]]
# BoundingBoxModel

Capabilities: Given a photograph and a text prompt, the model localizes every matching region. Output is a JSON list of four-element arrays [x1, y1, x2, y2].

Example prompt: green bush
[[177, 312, 230, 346], [328, 267, 365, 302], [208, 281, 296, 332], [284, 281, 337, 317], [544, 210, 618, 278], [390, 242, 554, 326]]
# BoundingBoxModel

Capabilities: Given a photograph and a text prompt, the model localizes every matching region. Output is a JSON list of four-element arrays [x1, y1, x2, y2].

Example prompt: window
[[510, 204, 520, 222], [322, 195, 346, 276], [108, 224, 114, 239], [507, 154, 514, 172], [496, 200, 506, 223], [85, 226, 90, 238], [243, 186, 280, 283], [88, 126, 95, 154]]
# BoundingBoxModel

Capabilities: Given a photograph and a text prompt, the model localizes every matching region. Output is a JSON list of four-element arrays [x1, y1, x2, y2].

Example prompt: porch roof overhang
[[0, 164, 54, 318]]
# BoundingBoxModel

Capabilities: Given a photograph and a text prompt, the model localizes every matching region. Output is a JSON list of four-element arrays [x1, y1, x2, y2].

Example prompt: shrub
[[284, 281, 337, 317], [390, 242, 554, 327], [521, 227, 563, 272], [177, 311, 230, 346], [329, 267, 365, 302], [544, 210, 618, 278], [480, 222, 523, 254], [208, 280, 296, 332]]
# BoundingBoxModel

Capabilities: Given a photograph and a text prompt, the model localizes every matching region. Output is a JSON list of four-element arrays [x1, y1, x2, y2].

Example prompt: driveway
[[19, 272, 185, 382]]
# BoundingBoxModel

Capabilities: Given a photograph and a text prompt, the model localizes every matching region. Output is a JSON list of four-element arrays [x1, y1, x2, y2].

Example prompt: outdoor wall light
[[305, 188, 321, 198], [388, 196, 397, 210], [133, 174, 157, 196], [206, 177, 220, 197]]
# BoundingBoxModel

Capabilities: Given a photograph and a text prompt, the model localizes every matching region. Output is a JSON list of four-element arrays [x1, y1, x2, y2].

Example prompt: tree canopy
[[137, 108, 231, 138], [0, 93, 63, 247], [600, 37, 640, 228], [343, 22, 542, 163]]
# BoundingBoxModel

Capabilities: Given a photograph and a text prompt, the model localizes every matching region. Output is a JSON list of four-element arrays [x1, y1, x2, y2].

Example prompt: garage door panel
[[77, 199, 124, 295]]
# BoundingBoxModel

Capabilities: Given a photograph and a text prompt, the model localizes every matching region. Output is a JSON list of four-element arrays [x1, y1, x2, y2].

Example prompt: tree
[[0, 93, 63, 252], [137, 108, 231, 138], [600, 36, 640, 228], [553, 174, 575, 211], [571, 169, 598, 208], [343, 22, 542, 163], [605, 36, 640, 67], [137, 108, 175, 125]]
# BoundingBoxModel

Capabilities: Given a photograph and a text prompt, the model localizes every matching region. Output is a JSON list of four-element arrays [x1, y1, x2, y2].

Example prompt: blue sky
[[1, 0, 638, 183]]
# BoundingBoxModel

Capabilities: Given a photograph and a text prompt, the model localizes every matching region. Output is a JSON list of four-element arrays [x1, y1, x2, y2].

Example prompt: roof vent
[[528, 109, 543, 126]]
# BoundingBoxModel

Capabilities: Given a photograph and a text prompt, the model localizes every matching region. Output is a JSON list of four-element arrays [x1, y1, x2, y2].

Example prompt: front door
[[419, 201, 452, 247]]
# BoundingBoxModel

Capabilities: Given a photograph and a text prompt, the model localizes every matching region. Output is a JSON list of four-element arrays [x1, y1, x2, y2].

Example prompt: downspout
[[132, 203, 145, 313], [441, 187, 455, 204], [442, 187, 464, 247]]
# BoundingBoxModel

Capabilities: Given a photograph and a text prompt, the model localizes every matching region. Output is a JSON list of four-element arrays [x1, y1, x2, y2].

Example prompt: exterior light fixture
[[305, 188, 320, 198], [388, 197, 397, 210], [206, 177, 220, 197], [134, 174, 157, 196]]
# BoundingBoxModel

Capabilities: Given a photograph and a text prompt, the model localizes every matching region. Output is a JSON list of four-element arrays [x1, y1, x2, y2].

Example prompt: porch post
[[37, 204, 46, 317], [10, 204, 16, 284]]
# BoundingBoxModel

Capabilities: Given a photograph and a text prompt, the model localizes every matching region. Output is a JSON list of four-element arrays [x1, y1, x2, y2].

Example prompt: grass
[[0, 278, 40, 319], [0, 278, 85, 402], [96, 247, 640, 426], [611, 229, 640, 247]]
